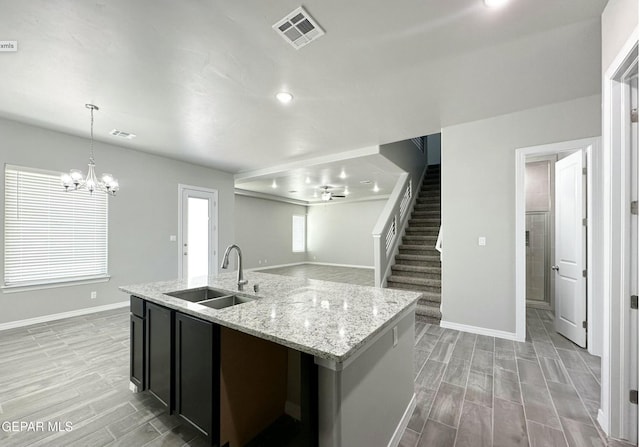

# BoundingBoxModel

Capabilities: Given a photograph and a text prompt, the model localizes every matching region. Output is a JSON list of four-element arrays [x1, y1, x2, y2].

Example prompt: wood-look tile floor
[[401, 309, 634, 447], [255, 263, 374, 287], [0, 305, 634, 446]]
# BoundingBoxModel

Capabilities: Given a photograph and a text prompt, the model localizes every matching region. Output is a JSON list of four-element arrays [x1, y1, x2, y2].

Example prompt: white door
[[179, 185, 218, 279], [553, 150, 587, 347], [628, 74, 638, 444]]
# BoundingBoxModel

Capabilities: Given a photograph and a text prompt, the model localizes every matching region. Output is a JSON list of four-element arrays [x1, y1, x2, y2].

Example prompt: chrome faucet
[[220, 244, 248, 291]]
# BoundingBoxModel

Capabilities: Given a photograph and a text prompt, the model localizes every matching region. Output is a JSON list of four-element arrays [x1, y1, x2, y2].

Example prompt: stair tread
[[392, 264, 440, 273], [415, 303, 442, 319], [396, 254, 440, 261]]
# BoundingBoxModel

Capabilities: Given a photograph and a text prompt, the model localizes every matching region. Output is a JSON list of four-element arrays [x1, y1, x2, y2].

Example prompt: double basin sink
[[165, 287, 255, 310]]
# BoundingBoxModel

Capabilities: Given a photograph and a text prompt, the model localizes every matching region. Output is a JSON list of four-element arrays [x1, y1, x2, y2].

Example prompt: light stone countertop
[[120, 271, 421, 365]]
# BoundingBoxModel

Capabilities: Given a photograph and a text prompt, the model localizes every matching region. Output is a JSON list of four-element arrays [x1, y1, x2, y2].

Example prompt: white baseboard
[[248, 262, 306, 271], [284, 401, 301, 420], [388, 393, 416, 447], [440, 320, 519, 341], [0, 301, 129, 331], [306, 262, 374, 270], [597, 409, 608, 436]]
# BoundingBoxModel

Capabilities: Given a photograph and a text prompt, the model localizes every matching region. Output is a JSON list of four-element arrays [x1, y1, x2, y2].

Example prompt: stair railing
[[373, 165, 429, 287]]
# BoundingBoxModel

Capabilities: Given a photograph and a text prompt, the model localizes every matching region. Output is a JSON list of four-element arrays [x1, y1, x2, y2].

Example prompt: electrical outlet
[[478, 237, 487, 246], [90, 291, 97, 299], [169, 235, 176, 242]]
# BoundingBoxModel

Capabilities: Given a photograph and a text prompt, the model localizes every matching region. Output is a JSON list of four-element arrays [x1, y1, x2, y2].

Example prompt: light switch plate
[[478, 237, 486, 246], [169, 235, 177, 242]]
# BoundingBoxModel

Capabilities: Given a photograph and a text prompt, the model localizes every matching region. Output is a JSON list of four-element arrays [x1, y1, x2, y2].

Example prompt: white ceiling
[[0, 0, 606, 174]]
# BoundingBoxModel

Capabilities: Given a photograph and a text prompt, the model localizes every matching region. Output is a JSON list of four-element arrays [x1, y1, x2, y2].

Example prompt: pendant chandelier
[[61, 104, 119, 196]]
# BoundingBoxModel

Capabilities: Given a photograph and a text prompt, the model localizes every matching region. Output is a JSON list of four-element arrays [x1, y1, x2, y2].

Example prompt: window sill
[[2, 276, 111, 294]]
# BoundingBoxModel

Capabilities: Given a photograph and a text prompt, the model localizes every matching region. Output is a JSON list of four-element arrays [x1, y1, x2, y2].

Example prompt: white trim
[[306, 195, 390, 206], [601, 27, 639, 441], [440, 320, 519, 341], [306, 261, 374, 270], [178, 184, 219, 280], [247, 262, 307, 271], [1, 275, 110, 293], [598, 409, 609, 434], [0, 301, 129, 331], [514, 137, 600, 344], [284, 401, 301, 420], [387, 393, 417, 447]]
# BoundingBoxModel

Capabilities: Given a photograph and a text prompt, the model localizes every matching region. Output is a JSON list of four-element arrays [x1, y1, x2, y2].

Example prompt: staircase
[[386, 165, 442, 324]]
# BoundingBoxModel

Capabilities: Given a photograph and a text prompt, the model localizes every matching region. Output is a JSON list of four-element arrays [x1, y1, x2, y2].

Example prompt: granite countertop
[[120, 271, 421, 366]]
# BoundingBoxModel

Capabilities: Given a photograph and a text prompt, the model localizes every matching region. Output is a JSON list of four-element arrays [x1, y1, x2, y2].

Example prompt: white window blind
[[292, 215, 306, 253], [4, 165, 109, 287]]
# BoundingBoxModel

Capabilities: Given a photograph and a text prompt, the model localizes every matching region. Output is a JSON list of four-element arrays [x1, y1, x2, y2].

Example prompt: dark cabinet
[[145, 301, 174, 410], [175, 312, 221, 444], [130, 296, 145, 391]]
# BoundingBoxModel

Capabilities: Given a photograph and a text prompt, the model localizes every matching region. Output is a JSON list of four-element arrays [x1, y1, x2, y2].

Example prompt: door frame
[[178, 184, 219, 279], [515, 137, 601, 349], [601, 28, 639, 440]]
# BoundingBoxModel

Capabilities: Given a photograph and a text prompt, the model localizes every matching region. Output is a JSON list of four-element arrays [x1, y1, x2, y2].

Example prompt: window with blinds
[[4, 165, 109, 288], [292, 214, 306, 253]]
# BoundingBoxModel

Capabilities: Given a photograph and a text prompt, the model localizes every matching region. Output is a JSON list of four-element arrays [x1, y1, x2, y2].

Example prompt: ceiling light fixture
[[305, 176, 311, 184], [339, 170, 346, 179], [271, 179, 278, 189], [483, 0, 509, 8], [62, 104, 119, 196], [344, 186, 350, 196], [373, 183, 380, 193], [321, 190, 332, 201], [276, 91, 294, 104]]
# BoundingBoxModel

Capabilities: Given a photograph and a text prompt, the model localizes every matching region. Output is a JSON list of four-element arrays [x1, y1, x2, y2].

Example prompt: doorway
[[516, 137, 602, 352], [178, 184, 219, 279], [602, 38, 638, 443]]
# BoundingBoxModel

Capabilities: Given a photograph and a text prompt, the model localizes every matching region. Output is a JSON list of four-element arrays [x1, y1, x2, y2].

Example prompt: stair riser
[[419, 296, 442, 305], [402, 239, 437, 246], [415, 315, 441, 325], [391, 269, 441, 280], [416, 199, 441, 205], [387, 281, 441, 293], [413, 205, 440, 211], [406, 228, 439, 236], [399, 250, 440, 258]]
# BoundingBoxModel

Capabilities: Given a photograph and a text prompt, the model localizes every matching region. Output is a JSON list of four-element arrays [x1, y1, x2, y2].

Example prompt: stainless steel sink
[[165, 287, 230, 302], [198, 295, 255, 309], [166, 287, 255, 309]]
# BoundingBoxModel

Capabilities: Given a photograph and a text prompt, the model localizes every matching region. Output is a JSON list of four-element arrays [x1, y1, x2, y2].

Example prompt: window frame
[[3, 164, 110, 291], [292, 214, 306, 253]]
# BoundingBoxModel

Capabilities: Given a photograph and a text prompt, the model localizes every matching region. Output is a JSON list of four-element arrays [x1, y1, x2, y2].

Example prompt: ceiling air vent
[[273, 6, 325, 49], [110, 129, 136, 139]]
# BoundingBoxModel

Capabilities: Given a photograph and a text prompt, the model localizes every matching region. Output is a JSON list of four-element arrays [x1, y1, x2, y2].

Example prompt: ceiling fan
[[320, 186, 346, 201]]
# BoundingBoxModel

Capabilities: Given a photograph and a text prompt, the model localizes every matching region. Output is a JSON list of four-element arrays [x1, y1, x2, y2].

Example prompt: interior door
[[179, 186, 218, 279], [628, 73, 638, 444], [553, 150, 587, 347]]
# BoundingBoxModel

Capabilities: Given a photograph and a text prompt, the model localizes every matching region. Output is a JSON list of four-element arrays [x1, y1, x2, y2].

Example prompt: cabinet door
[[130, 314, 145, 391], [175, 312, 220, 443], [145, 302, 174, 410]]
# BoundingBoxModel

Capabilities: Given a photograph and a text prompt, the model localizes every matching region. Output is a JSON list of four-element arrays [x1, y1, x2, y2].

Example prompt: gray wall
[[234, 195, 308, 269], [427, 133, 442, 166], [601, 0, 638, 71], [379, 139, 429, 199], [0, 117, 235, 324], [441, 94, 601, 333], [307, 199, 386, 267]]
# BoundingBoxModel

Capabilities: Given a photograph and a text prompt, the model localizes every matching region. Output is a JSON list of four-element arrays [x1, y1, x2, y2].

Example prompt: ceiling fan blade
[[332, 195, 346, 198]]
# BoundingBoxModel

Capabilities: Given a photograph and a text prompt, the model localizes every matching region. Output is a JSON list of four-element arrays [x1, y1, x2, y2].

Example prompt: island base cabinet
[[175, 312, 221, 445], [145, 302, 174, 411]]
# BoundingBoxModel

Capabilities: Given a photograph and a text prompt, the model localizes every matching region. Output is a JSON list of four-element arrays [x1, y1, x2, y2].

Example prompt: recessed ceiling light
[[305, 176, 311, 184], [276, 91, 293, 104], [344, 187, 350, 196], [483, 0, 509, 8], [271, 179, 278, 189], [339, 170, 346, 179], [373, 183, 380, 193]]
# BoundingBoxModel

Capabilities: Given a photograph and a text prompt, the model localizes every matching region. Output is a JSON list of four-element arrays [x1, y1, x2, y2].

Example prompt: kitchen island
[[121, 271, 421, 447]]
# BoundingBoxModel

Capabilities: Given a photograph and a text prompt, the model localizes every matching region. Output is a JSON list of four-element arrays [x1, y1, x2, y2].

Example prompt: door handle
[[551, 265, 559, 271]]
